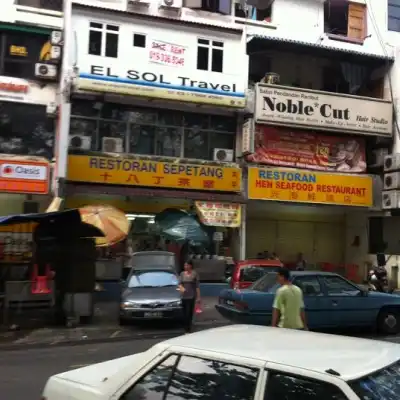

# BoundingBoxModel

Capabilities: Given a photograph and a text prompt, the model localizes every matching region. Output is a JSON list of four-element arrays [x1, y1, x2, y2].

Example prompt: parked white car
[[42, 325, 400, 400]]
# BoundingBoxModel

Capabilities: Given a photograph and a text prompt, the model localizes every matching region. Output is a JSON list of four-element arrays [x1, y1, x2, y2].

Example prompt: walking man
[[271, 267, 308, 330]]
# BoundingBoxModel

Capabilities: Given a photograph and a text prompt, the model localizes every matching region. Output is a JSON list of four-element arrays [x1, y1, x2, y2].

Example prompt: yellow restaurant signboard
[[67, 155, 242, 192], [248, 167, 373, 207]]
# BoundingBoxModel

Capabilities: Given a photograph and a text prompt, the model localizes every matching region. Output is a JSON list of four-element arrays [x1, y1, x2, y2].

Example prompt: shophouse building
[[0, 0, 62, 263], [55, 0, 248, 269], [241, 0, 393, 282]]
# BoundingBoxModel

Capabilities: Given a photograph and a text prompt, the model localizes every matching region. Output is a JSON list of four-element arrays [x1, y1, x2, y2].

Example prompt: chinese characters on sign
[[67, 155, 242, 192], [247, 167, 373, 207], [149, 40, 186, 67], [195, 202, 241, 228]]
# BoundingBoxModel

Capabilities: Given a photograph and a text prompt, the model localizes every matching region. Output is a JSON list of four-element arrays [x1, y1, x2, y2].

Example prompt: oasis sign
[[254, 83, 393, 136], [76, 65, 245, 108]]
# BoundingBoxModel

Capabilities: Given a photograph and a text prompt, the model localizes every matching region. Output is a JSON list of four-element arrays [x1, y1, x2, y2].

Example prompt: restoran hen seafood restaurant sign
[[248, 167, 373, 207], [254, 84, 392, 136], [67, 155, 242, 192]]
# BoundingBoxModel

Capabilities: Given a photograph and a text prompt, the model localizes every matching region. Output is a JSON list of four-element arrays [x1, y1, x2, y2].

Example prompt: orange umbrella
[[79, 205, 130, 247]]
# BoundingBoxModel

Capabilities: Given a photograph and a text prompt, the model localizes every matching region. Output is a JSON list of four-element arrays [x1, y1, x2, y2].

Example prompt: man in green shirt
[[272, 268, 308, 330]]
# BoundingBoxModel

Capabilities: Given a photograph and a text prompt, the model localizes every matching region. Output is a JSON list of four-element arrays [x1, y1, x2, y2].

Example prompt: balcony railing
[[15, 0, 63, 12]]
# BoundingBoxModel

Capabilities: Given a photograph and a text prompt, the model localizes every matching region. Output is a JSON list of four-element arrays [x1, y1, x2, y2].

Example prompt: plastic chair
[[31, 264, 52, 294]]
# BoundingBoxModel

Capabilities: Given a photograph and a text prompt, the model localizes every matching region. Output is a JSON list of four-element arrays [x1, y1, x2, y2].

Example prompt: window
[[320, 276, 360, 296], [293, 276, 322, 296], [121, 355, 178, 399], [349, 360, 400, 399], [251, 272, 280, 293], [324, 1, 366, 42], [167, 355, 258, 399], [127, 271, 178, 288], [240, 265, 280, 283], [234, 2, 272, 23], [184, 0, 231, 15], [133, 33, 146, 48], [69, 103, 235, 159], [389, 0, 400, 32], [88, 22, 119, 58], [197, 39, 224, 73], [265, 372, 347, 400]]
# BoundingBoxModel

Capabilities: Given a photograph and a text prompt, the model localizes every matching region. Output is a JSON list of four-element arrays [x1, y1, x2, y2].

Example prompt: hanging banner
[[195, 201, 241, 227], [247, 126, 367, 173]]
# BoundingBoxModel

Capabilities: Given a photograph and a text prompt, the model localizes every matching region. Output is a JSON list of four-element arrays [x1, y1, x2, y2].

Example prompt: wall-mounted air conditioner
[[382, 191, 400, 210], [102, 137, 123, 153], [69, 135, 91, 150], [213, 148, 234, 162], [384, 172, 400, 190], [384, 154, 400, 172], [159, 0, 182, 9], [35, 63, 57, 80], [50, 45, 62, 62], [128, 0, 150, 7], [50, 31, 63, 45]]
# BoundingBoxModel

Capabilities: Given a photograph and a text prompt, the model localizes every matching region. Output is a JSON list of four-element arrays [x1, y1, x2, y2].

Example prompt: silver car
[[119, 252, 183, 325]]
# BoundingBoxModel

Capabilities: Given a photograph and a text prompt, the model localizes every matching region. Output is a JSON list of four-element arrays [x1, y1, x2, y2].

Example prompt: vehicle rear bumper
[[215, 305, 272, 325]]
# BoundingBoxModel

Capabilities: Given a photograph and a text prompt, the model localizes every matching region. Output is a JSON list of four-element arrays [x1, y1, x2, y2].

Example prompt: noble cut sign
[[254, 84, 393, 136]]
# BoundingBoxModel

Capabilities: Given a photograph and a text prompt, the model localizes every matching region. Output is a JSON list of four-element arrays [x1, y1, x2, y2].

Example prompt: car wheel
[[377, 308, 400, 334]]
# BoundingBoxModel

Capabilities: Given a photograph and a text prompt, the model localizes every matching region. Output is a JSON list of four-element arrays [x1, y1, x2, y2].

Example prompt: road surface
[[3, 331, 400, 399]]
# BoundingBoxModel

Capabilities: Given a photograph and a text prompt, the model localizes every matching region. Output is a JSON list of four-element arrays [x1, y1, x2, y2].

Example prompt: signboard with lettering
[[149, 40, 186, 67], [67, 155, 242, 192], [195, 201, 241, 227], [254, 84, 393, 136], [248, 167, 373, 207]]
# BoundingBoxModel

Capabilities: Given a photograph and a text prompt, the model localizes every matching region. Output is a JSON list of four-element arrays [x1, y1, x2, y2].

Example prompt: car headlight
[[120, 301, 140, 309], [168, 300, 182, 307]]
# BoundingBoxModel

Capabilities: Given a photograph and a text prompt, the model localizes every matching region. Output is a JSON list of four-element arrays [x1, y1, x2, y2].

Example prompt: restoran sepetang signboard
[[254, 84, 393, 136]]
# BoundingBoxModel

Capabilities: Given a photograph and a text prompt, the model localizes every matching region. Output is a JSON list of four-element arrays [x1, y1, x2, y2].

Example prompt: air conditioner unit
[[382, 191, 400, 210], [50, 31, 63, 45], [213, 148, 234, 162], [69, 135, 91, 150], [384, 154, 400, 172], [102, 137, 123, 153], [35, 63, 57, 79], [384, 172, 400, 190], [370, 148, 389, 168], [50, 46, 61, 61], [159, 0, 182, 9]]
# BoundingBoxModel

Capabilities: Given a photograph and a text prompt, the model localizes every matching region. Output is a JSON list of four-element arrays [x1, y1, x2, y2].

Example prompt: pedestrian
[[178, 260, 201, 333], [295, 252, 306, 271], [271, 267, 308, 330]]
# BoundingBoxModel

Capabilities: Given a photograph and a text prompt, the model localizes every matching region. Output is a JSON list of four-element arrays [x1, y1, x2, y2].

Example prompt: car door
[[318, 275, 369, 327], [118, 352, 260, 400], [292, 275, 327, 329]]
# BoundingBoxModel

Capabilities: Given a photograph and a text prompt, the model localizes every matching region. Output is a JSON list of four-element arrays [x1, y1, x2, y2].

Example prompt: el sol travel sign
[[254, 84, 392, 136]]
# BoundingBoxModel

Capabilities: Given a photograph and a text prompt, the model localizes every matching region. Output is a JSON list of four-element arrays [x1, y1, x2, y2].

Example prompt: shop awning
[[0, 209, 104, 238], [65, 183, 247, 204]]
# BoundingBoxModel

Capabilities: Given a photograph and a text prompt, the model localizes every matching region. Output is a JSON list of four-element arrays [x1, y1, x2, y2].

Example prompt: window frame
[[292, 275, 324, 297], [88, 21, 119, 58], [196, 37, 224, 73], [263, 368, 351, 399], [115, 350, 263, 400], [318, 275, 361, 297]]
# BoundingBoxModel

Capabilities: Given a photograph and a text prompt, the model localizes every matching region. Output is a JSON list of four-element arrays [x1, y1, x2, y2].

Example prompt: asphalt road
[[3, 331, 400, 400], [0, 339, 158, 400]]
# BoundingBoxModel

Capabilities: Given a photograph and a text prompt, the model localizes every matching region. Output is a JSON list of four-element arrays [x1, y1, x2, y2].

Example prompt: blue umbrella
[[155, 209, 210, 245]]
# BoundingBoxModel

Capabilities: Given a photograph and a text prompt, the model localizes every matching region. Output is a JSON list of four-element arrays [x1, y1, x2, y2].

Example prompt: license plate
[[144, 312, 163, 318]]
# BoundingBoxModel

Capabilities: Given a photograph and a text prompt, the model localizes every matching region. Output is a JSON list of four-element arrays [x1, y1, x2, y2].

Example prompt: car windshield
[[240, 265, 281, 282], [251, 272, 280, 292], [128, 271, 178, 288], [349, 360, 400, 399]]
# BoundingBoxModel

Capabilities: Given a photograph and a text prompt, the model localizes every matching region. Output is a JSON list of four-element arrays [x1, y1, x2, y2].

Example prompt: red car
[[230, 259, 283, 289]]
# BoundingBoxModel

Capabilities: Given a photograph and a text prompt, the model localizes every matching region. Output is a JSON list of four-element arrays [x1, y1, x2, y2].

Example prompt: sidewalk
[[0, 297, 229, 350]]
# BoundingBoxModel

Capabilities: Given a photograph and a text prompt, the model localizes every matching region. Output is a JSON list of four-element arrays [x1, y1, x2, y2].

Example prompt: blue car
[[216, 271, 400, 334]]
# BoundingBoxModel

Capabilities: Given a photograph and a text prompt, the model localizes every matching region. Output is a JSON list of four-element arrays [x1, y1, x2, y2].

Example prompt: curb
[[0, 320, 230, 352]]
